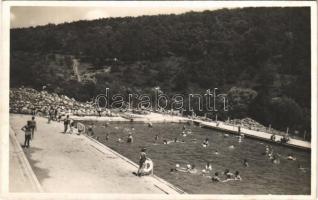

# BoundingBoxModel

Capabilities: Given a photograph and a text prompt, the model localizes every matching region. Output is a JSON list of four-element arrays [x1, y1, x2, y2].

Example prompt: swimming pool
[[85, 122, 310, 194]]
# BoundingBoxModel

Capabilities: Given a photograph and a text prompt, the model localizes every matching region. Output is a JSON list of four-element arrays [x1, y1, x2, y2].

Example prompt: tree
[[227, 87, 257, 118], [268, 96, 303, 131]]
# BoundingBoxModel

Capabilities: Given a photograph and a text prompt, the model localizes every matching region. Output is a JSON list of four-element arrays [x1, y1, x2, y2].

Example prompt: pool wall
[[83, 133, 187, 194]]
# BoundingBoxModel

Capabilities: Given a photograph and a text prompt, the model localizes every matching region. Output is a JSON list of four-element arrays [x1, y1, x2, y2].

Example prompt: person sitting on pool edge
[[137, 148, 147, 176]]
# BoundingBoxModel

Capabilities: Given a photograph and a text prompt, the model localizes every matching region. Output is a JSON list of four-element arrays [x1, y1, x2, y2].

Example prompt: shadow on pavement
[[23, 146, 50, 184]]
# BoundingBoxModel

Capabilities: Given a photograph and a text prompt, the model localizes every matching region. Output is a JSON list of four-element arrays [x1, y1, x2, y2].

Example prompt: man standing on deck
[[29, 116, 37, 140]]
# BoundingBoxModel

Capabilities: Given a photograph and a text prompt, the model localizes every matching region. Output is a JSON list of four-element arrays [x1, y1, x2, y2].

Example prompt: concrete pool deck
[[9, 114, 184, 194]]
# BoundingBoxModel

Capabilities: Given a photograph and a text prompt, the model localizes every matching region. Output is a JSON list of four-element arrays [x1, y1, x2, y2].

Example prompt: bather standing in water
[[202, 162, 212, 173], [105, 133, 109, 141], [243, 159, 249, 167], [127, 133, 133, 143], [202, 138, 209, 147]]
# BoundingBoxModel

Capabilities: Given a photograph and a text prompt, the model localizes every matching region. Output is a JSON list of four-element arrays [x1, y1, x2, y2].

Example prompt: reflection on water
[[88, 122, 310, 194]]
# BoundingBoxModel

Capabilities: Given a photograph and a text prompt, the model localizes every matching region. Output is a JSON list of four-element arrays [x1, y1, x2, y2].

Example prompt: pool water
[[87, 122, 310, 194]]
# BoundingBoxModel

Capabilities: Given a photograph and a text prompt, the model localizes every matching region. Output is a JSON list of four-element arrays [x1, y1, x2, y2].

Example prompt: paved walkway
[[9, 114, 182, 194], [9, 127, 43, 193]]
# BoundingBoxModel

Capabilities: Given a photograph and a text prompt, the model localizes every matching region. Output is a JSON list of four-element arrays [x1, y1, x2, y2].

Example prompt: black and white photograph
[[0, 1, 317, 199]]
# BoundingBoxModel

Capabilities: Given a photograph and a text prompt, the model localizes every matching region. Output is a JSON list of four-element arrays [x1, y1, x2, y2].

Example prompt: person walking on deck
[[48, 107, 54, 124], [63, 115, 70, 133], [29, 116, 37, 140]]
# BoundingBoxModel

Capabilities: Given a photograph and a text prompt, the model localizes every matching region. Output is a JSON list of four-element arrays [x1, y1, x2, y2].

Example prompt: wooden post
[[304, 130, 307, 140]]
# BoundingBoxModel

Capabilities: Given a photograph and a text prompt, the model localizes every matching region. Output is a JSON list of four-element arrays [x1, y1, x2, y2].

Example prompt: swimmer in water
[[163, 139, 168, 144], [224, 169, 235, 179], [105, 133, 109, 141], [174, 164, 191, 173], [127, 133, 133, 143], [170, 164, 179, 172], [298, 164, 309, 172], [223, 171, 242, 182], [229, 145, 235, 149], [224, 134, 229, 137], [212, 172, 221, 182], [272, 155, 280, 164], [154, 135, 159, 141], [205, 162, 212, 171], [202, 138, 209, 147], [117, 138, 123, 143], [148, 122, 153, 128], [243, 159, 249, 167], [287, 154, 297, 161], [174, 137, 178, 143], [234, 171, 242, 180], [214, 150, 219, 155], [265, 145, 270, 154], [188, 164, 198, 174], [202, 162, 212, 174]]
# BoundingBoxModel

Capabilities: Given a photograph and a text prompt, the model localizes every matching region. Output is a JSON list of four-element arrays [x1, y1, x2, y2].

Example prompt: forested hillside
[[10, 7, 311, 136]]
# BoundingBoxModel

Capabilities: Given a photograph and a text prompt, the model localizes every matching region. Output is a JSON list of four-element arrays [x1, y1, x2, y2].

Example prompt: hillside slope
[[10, 7, 311, 135]]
